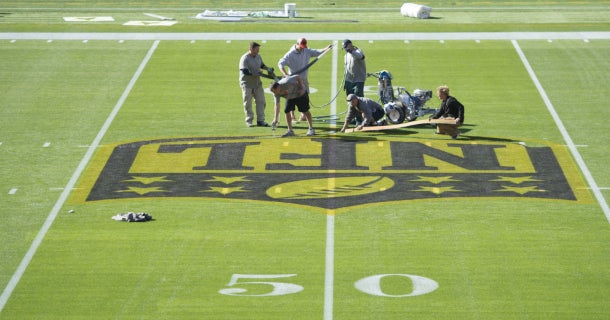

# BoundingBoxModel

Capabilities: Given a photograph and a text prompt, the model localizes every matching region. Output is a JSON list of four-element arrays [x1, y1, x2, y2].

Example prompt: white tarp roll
[[400, 3, 432, 19]]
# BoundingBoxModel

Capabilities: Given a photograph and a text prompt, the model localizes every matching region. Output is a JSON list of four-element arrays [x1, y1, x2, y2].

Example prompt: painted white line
[[1, 32, 610, 41], [144, 13, 175, 21], [330, 40, 338, 127], [8, 188, 18, 195], [77, 144, 104, 148], [324, 214, 335, 320], [512, 40, 610, 223], [0, 40, 161, 312]]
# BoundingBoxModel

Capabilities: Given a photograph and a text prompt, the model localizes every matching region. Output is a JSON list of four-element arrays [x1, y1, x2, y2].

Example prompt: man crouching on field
[[429, 85, 465, 139], [270, 75, 315, 137], [340, 94, 386, 132]]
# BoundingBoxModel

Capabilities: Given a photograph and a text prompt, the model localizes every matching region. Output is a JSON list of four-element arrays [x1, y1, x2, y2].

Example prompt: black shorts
[[284, 93, 310, 113]]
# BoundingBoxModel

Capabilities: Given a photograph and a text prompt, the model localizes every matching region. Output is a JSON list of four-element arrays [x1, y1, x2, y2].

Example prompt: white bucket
[[285, 3, 297, 18], [400, 3, 431, 19]]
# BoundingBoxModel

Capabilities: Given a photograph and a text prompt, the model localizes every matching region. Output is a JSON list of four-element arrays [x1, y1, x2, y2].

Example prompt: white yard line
[[1, 32, 610, 41], [512, 40, 610, 223], [324, 44, 339, 320], [324, 214, 335, 320], [0, 40, 160, 312], [330, 40, 339, 128]]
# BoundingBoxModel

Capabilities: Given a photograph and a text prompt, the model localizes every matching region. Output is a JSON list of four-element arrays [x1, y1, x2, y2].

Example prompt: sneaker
[[281, 130, 295, 137], [271, 120, 278, 131], [452, 131, 461, 139], [257, 121, 269, 127], [306, 128, 315, 136], [375, 119, 387, 126], [246, 122, 253, 127]]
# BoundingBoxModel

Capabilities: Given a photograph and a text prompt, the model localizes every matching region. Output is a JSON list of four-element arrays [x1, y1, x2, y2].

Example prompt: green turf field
[[1, 1, 609, 319]]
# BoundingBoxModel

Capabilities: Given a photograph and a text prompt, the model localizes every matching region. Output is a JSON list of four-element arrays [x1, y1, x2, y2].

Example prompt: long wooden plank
[[345, 118, 459, 133]]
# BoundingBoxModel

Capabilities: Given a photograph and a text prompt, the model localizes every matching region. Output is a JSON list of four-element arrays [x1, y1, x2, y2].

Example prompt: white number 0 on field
[[219, 273, 438, 297]]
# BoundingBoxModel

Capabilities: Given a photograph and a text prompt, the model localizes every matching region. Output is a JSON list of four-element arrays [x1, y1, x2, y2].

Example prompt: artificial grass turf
[[1, 3, 609, 318]]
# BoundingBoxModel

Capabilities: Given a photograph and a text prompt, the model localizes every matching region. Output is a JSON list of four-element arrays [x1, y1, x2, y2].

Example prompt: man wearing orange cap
[[275, 38, 332, 126]]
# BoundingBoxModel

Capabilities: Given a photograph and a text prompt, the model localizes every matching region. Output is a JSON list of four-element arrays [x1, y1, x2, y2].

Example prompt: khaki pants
[[242, 85, 266, 123], [436, 117, 460, 137]]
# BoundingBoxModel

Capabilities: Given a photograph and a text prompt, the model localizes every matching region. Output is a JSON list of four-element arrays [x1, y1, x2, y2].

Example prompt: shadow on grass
[[310, 123, 520, 143]]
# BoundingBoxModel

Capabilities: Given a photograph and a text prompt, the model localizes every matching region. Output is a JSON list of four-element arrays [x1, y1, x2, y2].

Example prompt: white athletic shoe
[[306, 128, 315, 136]]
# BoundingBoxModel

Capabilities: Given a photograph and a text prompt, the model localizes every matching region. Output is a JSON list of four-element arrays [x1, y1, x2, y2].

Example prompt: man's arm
[[239, 54, 250, 75], [430, 102, 444, 119], [456, 100, 464, 124], [340, 108, 355, 132], [348, 48, 365, 60], [278, 51, 292, 77]]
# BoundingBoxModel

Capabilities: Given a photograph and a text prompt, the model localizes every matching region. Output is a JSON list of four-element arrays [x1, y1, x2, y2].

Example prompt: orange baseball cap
[[297, 38, 307, 48]]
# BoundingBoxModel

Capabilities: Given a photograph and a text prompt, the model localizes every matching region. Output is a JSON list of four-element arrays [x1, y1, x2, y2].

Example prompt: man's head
[[249, 42, 261, 55], [342, 39, 353, 50], [436, 85, 449, 100], [270, 82, 281, 95], [346, 93, 358, 106], [296, 38, 307, 50]]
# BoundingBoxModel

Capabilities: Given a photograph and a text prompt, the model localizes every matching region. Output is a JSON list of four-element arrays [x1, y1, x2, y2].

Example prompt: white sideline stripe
[[1, 32, 610, 41], [324, 214, 335, 320], [512, 40, 610, 224], [0, 40, 161, 312]]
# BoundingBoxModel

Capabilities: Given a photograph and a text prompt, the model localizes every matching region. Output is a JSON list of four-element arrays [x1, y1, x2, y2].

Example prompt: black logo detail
[[86, 136, 577, 209]]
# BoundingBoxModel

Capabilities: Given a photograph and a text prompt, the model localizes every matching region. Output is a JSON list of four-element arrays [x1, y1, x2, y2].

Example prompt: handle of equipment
[[290, 44, 334, 76]]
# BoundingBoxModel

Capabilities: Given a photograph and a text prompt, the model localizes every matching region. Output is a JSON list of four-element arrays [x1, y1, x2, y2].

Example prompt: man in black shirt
[[430, 85, 465, 139]]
